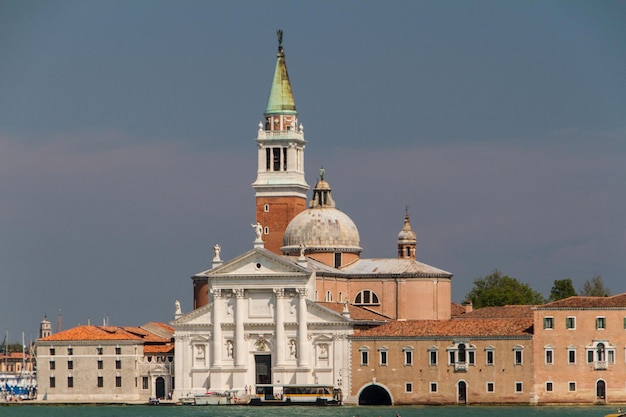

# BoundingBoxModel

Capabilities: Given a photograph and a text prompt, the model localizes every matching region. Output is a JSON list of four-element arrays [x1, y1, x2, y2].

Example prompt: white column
[[211, 289, 223, 366], [297, 288, 309, 367], [234, 289, 246, 367], [274, 288, 286, 366]]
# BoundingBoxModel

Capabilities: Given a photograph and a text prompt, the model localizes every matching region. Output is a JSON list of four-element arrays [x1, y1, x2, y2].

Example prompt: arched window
[[354, 290, 380, 306]]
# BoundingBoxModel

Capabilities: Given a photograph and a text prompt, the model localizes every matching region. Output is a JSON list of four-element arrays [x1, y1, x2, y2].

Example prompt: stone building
[[36, 322, 174, 402]]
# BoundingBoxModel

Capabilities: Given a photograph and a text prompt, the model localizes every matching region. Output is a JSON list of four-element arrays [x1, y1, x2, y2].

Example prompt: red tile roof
[[143, 344, 174, 354], [457, 305, 534, 319], [38, 323, 172, 344], [353, 318, 533, 338], [538, 293, 626, 309]]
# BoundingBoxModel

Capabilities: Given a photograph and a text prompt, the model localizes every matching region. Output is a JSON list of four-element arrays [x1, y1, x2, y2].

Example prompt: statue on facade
[[252, 221, 263, 241], [289, 339, 297, 358], [175, 300, 182, 315], [319, 166, 325, 180], [213, 244, 221, 261]]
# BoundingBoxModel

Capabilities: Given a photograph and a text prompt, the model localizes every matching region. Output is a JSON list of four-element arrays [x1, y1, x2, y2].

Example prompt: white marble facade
[[172, 247, 352, 399]]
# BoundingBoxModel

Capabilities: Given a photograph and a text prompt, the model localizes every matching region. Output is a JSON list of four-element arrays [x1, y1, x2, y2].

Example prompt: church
[[171, 31, 453, 405]]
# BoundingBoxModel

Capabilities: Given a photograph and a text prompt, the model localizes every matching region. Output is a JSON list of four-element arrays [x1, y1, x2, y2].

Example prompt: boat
[[605, 413, 626, 417], [249, 384, 342, 406], [179, 389, 246, 405]]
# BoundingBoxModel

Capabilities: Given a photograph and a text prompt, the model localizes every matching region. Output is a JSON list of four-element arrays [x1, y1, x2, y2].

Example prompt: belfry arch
[[357, 383, 393, 405]]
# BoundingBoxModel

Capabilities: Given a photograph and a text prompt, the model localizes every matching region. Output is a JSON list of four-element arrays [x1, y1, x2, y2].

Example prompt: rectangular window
[[379, 350, 388, 366], [609, 350, 615, 364], [97, 347, 103, 355], [97, 360, 103, 370], [405, 350, 413, 366], [468, 351, 475, 365], [596, 317, 606, 329], [265, 148, 271, 171], [142, 376, 149, 390], [568, 349, 576, 364], [587, 350, 594, 364], [544, 317, 554, 329], [334, 252, 341, 268], [515, 350, 523, 365], [566, 317, 576, 329], [116, 376, 122, 387], [545, 350, 553, 364], [515, 382, 523, 393], [49, 376, 55, 388], [429, 350, 438, 366], [449, 351, 455, 365], [115, 360, 122, 370], [67, 347, 73, 356], [49, 348, 55, 356], [361, 351, 369, 366], [486, 350, 494, 365], [272, 148, 281, 171], [67, 360, 73, 370], [115, 347, 121, 355], [67, 376, 74, 388], [546, 382, 553, 392], [49, 360, 55, 370], [405, 382, 412, 393], [97, 376, 104, 388], [282, 148, 287, 171], [569, 382, 576, 392], [486, 382, 494, 393], [430, 382, 438, 393]]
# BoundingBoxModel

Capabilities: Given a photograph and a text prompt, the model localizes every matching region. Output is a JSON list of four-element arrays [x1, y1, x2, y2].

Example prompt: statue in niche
[[289, 339, 297, 358], [196, 345, 205, 359], [319, 344, 328, 358], [226, 340, 234, 358]]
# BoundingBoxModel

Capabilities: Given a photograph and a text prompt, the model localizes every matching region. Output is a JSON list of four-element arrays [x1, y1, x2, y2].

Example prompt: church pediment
[[307, 300, 351, 323], [171, 303, 212, 326], [199, 248, 310, 278]]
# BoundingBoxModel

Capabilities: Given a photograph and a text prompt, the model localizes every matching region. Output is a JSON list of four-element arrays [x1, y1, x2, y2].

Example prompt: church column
[[274, 288, 286, 366], [234, 289, 246, 367], [211, 289, 223, 366], [296, 288, 309, 367]]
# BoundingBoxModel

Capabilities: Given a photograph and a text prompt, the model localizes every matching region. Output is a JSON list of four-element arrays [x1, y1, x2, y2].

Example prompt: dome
[[282, 207, 362, 254], [397, 212, 417, 244], [281, 175, 362, 255]]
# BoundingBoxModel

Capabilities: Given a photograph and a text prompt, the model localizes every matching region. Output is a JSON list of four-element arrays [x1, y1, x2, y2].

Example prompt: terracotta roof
[[316, 302, 390, 322], [38, 323, 172, 343], [450, 302, 466, 317], [353, 318, 533, 338], [538, 293, 626, 309], [0, 352, 33, 360], [457, 305, 534, 319], [143, 344, 174, 354]]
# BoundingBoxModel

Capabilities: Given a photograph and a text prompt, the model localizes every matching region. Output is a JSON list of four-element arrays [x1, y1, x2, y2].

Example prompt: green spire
[[265, 30, 297, 116]]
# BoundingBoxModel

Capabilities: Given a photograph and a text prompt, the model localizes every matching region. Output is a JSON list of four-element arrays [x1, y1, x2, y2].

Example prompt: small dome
[[397, 211, 417, 244]]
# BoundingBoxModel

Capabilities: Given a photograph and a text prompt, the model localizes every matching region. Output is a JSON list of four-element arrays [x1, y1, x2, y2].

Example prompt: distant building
[[36, 323, 174, 402]]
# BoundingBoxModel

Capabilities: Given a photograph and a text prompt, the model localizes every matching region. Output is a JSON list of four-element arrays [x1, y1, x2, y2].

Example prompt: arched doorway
[[358, 384, 392, 405], [156, 377, 165, 399], [597, 380, 606, 402], [458, 380, 467, 404]]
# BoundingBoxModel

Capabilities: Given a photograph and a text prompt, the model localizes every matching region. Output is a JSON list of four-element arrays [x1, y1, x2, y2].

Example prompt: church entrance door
[[255, 354, 272, 399], [155, 377, 165, 399]]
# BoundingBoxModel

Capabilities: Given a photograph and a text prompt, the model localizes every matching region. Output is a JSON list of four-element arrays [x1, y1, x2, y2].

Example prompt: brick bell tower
[[252, 30, 309, 254]]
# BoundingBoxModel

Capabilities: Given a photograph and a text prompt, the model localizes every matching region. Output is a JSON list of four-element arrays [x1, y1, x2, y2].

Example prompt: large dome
[[281, 176, 362, 255]]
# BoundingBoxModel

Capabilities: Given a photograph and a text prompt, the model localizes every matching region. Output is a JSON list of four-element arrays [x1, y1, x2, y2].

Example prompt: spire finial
[[277, 29, 283, 52], [319, 166, 325, 180]]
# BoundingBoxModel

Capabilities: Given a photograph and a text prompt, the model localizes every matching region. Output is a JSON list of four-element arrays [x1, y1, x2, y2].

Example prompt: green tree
[[579, 275, 610, 297], [549, 279, 577, 301], [465, 269, 545, 309]]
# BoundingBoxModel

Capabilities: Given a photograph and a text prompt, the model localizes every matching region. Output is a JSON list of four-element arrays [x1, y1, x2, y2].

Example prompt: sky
[[1, 0, 625, 343]]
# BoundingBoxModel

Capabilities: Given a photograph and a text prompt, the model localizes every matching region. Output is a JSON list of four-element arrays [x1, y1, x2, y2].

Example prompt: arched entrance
[[358, 384, 392, 405], [458, 380, 467, 404], [597, 380, 606, 402], [156, 377, 165, 399]]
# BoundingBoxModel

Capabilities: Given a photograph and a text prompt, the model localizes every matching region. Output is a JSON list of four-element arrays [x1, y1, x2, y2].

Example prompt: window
[[429, 349, 438, 366], [379, 348, 388, 366], [264, 226, 269, 235], [115, 360, 122, 370], [49, 376, 55, 388], [596, 317, 606, 330], [265, 148, 270, 171], [566, 316, 576, 329], [486, 382, 494, 393], [430, 382, 438, 393], [67, 347, 73, 355], [67, 360, 73, 370], [325, 291, 332, 302], [405, 383, 412, 393], [404, 348, 413, 366], [97, 347, 103, 355], [282, 148, 287, 171], [49, 360, 55, 370], [67, 376, 73, 388], [515, 382, 523, 393], [272, 148, 281, 171], [514, 346, 523, 365], [546, 382, 553, 392], [49, 348, 55, 356], [116, 376, 122, 387], [544, 317, 554, 329], [264, 204, 269, 213], [115, 346, 121, 355], [545, 347, 554, 365], [97, 376, 104, 388], [142, 376, 149, 390], [568, 348, 576, 364], [486, 348, 494, 366], [97, 360, 103, 370], [360, 348, 369, 366], [354, 290, 380, 306], [569, 382, 576, 392], [334, 252, 342, 268]]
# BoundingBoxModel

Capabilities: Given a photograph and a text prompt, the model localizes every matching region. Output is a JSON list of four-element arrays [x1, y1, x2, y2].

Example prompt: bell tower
[[252, 30, 309, 254]]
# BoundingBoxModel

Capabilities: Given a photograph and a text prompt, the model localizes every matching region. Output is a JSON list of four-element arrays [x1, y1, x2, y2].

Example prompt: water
[[0, 405, 618, 417]]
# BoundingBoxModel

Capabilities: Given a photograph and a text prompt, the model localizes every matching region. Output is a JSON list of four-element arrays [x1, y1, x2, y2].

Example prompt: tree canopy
[[465, 269, 545, 309], [549, 278, 577, 301], [579, 275, 610, 297]]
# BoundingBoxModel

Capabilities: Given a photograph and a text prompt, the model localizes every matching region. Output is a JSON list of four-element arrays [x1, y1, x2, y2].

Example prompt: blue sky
[[1, 0, 625, 342]]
